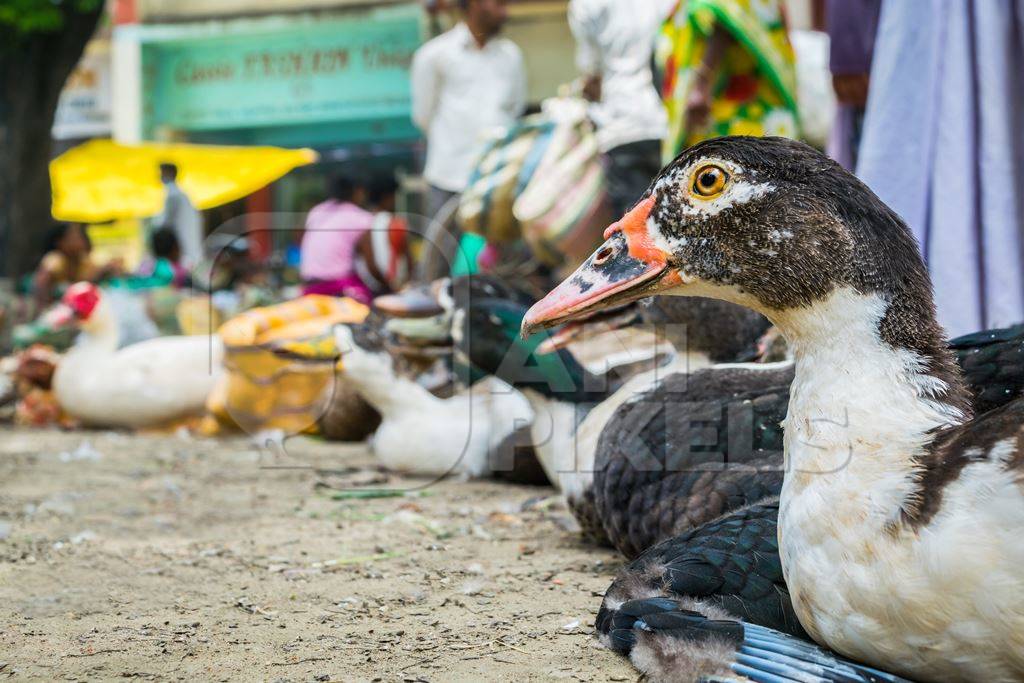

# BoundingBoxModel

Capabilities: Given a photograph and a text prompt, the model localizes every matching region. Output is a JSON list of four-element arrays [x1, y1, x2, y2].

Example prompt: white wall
[[786, 0, 815, 30], [504, 2, 577, 103], [111, 25, 144, 143]]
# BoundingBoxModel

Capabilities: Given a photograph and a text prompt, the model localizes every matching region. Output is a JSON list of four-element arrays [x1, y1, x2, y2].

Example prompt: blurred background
[[0, 0, 831, 284], [2, 0, 1022, 417]]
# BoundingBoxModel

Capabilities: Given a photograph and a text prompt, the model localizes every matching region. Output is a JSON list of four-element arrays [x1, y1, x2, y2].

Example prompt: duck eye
[[692, 165, 728, 198]]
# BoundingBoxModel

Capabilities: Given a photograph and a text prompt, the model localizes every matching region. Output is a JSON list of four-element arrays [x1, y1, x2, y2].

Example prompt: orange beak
[[534, 304, 643, 355], [521, 197, 677, 337]]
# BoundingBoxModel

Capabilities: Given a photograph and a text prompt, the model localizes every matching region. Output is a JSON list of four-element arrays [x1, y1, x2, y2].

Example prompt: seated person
[[119, 227, 189, 291], [299, 174, 374, 304], [32, 222, 117, 312], [356, 175, 411, 296], [18, 223, 115, 349]]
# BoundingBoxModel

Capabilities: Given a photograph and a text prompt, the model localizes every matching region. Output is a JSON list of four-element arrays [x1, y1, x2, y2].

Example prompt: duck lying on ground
[[537, 296, 774, 549], [273, 316, 536, 480], [523, 136, 1024, 681], [593, 365, 789, 559], [49, 282, 222, 429], [332, 323, 534, 479], [600, 500, 801, 638], [443, 277, 628, 511], [373, 277, 554, 484]]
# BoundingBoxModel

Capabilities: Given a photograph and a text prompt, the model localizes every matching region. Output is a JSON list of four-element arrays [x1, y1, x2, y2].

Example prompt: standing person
[[856, 0, 1024, 337], [411, 0, 527, 274], [568, 0, 673, 217], [155, 162, 204, 269], [299, 174, 375, 304]]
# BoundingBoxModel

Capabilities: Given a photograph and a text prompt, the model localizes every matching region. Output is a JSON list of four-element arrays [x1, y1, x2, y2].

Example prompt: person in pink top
[[299, 175, 375, 303]]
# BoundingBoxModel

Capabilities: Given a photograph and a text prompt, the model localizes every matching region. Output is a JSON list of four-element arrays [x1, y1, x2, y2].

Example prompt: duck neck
[[72, 300, 120, 354], [771, 287, 968, 513], [341, 348, 436, 417]]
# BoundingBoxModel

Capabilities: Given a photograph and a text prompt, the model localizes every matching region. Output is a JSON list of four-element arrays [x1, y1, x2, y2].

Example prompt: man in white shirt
[[411, 0, 527, 230], [568, 0, 671, 216], [154, 163, 204, 269]]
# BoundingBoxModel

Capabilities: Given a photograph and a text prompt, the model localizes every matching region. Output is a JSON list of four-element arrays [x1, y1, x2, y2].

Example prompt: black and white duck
[[275, 316, 535, 480], [589, 319, 1024, 670], [591, 362, 789, 559], [440, 277, 776, 545], [536, 296, 780, 551], [439, 275, 638, 522], [523, 136, 1024, 681]]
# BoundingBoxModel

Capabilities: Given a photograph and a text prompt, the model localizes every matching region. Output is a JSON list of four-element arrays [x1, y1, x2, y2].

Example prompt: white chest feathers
[[773, 289, 1024, 681], [780, 451, 1024, 682]]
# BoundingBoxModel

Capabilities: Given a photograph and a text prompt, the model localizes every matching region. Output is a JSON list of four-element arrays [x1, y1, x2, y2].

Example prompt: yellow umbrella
[[51, 139, 318, 223]]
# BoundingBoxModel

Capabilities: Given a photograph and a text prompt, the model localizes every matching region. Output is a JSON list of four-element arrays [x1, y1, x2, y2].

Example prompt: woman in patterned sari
[[656, 0, 800, 161]]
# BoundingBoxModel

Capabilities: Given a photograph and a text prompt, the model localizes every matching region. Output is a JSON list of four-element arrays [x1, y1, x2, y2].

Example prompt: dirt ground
[[0, 428, 636, 681]]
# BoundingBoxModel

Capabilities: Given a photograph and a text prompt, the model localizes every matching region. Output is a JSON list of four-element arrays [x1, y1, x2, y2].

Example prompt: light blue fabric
[[856, 0, 1024, 336]]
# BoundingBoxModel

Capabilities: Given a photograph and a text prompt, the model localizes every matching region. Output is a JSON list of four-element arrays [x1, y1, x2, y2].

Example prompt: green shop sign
[[141, 4, 423, 141]]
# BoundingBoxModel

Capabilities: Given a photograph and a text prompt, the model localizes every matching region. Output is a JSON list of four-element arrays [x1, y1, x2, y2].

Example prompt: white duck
[[51, 282, 222, 428], [333, 323, 534, 478], [522, 137, 1024, 681]]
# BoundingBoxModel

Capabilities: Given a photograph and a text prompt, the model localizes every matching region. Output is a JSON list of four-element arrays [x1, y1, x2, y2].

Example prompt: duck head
[[523, 136, 971, 413], [44, 281, 104, 332], [522, 136, 930, 338]]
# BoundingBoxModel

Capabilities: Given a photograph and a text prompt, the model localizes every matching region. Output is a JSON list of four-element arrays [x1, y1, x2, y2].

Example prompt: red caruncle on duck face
[[63, 282, 102, 320]]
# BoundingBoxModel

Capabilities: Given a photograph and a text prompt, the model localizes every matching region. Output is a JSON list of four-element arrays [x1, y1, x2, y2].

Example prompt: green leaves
[[0, 0, 103, 35]]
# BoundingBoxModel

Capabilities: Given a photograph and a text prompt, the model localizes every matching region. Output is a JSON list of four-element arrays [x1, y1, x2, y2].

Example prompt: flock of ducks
[[48, 137, 1024, 682]]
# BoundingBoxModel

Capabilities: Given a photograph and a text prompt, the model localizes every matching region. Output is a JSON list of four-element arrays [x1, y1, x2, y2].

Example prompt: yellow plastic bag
[[176, 296, 223, 337], [206, 296, 367, 436]]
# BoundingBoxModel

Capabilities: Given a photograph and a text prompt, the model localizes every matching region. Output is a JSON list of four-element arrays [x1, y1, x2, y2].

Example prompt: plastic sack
[[205, 296, 368, 436], [459, 96, 611, 271], [457, 118, 557, 243], [513, 97, 611, 270], [176, 295, 223, 337]]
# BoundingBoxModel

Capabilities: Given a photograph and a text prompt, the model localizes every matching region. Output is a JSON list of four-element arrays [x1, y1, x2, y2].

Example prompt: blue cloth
[[856, 0, 1024, 336]]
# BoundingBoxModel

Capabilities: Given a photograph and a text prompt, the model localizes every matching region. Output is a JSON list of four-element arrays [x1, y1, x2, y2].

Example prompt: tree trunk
[[0, 6, 104, 279]]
